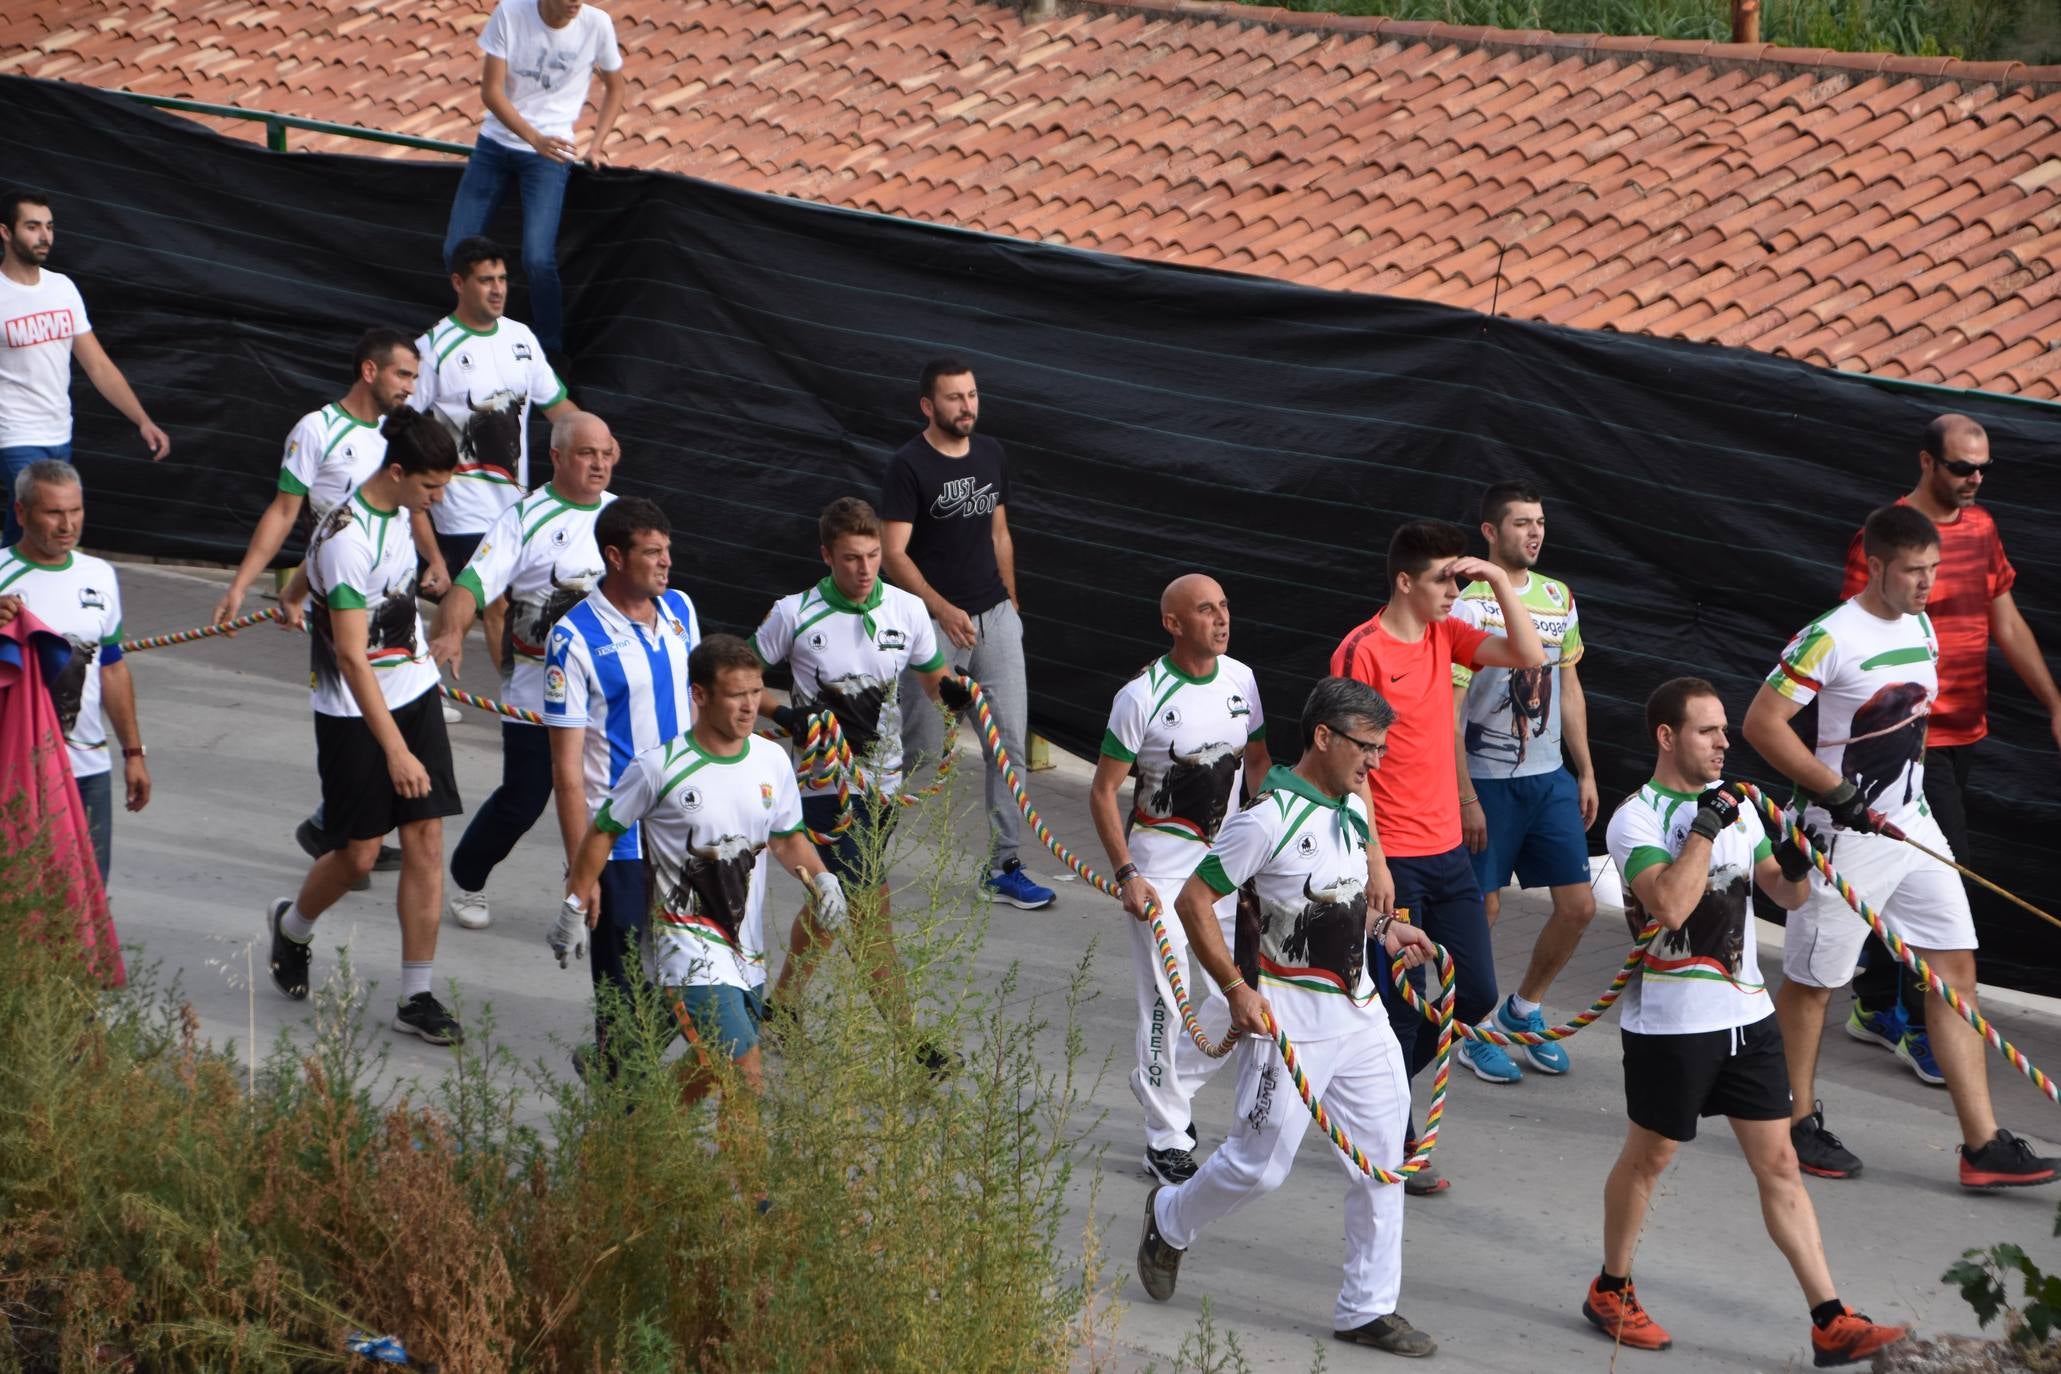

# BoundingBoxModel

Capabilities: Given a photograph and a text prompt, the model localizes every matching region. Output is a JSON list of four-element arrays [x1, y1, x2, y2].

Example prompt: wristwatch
[[122, 745, 147, 759]]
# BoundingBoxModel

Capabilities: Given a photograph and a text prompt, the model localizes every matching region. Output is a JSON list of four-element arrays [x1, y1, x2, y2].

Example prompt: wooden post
[[1731, 0, 1760, 43]]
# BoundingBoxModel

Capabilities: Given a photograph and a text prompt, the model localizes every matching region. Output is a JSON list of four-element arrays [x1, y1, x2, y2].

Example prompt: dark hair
[[378, 406, 459, 474], [1300, 675, 1397, 751], [1480, 480, 1542, 529], [596, 496, 670, 561], [690, 633, 762, 690], [449, 235, 507, 280], [1387, 519, 1467, 592], [1644, 676, 1720, 741], [1921, 412, 1985, 462], [819, 496, 882, 548], [353, 327, 419, 375], [1862, 503, 1940, 563], [919, 356, 975, 400], [1, 188, 49, 234]]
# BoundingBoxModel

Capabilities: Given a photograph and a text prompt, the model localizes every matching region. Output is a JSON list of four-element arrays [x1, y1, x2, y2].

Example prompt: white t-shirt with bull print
[[409, 314, 566, 536], [1100, 653, 1266, 878], [453, 483, 613, 717]]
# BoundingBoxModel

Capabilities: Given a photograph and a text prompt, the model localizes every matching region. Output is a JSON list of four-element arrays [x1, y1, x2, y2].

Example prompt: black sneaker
[[266, 898, 311, 1000], [1403, 1163, 1450, 1196], [1959, 1129, 2060, 1191], [1136, 1184, 1184, 1301], [1143, 1144, 1199, 1185], [371, 844, 402, 873], [296, 817, 369, 891], [1335, 1313, 1437, 1358], [1792, 1101, 1863, 1179], [393, 992, 464, 1046]]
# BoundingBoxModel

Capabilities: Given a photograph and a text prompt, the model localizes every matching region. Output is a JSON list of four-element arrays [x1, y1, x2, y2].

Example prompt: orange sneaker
[[1811, 1307, 1908, 1367], [1582, 1277, 1673, 1351]]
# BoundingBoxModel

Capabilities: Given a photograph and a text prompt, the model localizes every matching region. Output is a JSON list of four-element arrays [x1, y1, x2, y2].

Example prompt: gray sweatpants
[[900, 598, 1027, 867]]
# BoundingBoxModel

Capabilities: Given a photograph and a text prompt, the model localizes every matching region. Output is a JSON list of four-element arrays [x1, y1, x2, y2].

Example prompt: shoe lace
[[1812, 1120, 1850, 1151]]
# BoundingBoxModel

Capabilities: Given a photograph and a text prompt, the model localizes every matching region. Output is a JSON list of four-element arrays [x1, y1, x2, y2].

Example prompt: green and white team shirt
[[454, 483, 614, 718], [408, 314, 565, 537], [752, 579, 943, 797], [1766, 598, 1938, 834], [277, 403, 387, 520], [305, 490, 439, 717], [1193, 766, 1381, 1042], [594, 733, 805, 991], [1605, 782, 1773, 1034], [1451, 572, 1583, 778], [0, 548, 124, 778], [1100, 654, 1265, 877]]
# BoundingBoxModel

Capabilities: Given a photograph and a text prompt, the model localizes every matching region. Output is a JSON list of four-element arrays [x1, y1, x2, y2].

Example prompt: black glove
[[771, 703, 800, 734], [937, 675, 972, 711], [1688, 785, 1741, 843], [1771, 826, 1824, 882], [1816, 779, 1877, 833]]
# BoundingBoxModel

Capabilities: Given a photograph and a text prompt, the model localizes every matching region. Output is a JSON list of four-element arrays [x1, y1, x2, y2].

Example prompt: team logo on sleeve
[[77, 587, 107, 611], [1225, 691, 1250, 719], [551, 626, 572, 654], [544, 665, 568, 704]]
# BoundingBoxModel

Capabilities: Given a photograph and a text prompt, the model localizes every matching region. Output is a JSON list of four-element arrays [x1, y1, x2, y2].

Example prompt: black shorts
[[313, 687, 463, 847], [802, 791, 897, 884], [1621, 1014, 1790, 1142]]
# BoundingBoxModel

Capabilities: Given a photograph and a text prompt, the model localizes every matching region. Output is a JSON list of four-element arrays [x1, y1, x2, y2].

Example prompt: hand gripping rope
[[959, 673, 1459, 1185], [768, 706, 962, 847], [1738, 783, 2060, 1108]]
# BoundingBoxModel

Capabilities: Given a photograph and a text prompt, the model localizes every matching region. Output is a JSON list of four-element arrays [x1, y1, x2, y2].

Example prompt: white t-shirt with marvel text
[[0, 269, 90, 447], [409, 314, 565, 536], [305, 490, 439, 717], [1100, 654, 1265, 878], [477, 0, 623, 152]]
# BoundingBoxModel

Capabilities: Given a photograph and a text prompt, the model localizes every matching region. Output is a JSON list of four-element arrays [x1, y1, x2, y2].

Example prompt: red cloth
[[0, 608, 122, 986], [1329, 609, 1490, 858], [1841, 499, 2015, 748]]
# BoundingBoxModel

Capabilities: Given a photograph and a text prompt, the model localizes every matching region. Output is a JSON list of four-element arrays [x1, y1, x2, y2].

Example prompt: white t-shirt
[[278, 403, 388, 520], [0, 547, 123, 778], [408, 314, 565, 536], [0, 269, 90, 447], [1100, 654, 1265, 878], [752, 579, 942, 797], [305, 490, 439, 717], [477, 0, 623, 151], [595, 733, 805, 991], [1766, 597, 1939, 833], [1605, 781, 1774, 1035], [454, 483, 613, 716], [1192, 766, 1384, 1042]]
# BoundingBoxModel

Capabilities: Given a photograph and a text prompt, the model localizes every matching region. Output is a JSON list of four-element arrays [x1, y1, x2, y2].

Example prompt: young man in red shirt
[[1331, 520, 1545, 1191], [1838, 415, 2061, 1085]]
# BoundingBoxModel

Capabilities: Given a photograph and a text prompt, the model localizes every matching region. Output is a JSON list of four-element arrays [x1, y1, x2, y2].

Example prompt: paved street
[[93, 560, 2061, 1374]]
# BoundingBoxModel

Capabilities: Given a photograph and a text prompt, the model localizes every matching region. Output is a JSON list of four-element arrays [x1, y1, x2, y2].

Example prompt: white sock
[[281, 904, 317, 943], [401, 962, 432, 1000], [1507, 992, 1541, 1018]]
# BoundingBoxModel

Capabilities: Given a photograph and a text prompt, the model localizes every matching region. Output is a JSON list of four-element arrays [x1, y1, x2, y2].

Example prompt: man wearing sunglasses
[[1834, 415, 2061, 1089]]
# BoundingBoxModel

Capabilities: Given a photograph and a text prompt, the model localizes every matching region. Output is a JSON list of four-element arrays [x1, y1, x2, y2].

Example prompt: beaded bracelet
[[1114, 862, 1140, 885]]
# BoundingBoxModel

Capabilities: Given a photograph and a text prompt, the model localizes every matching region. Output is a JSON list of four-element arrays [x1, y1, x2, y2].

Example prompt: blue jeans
[[1376, 844, 1499, 1077], [443, 136, 573, 352], [76, 769, 112, 881], [2, 442, 71, 546], [449, 721, 554, 892]]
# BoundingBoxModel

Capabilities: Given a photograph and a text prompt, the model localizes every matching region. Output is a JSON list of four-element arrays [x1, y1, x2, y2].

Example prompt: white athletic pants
[[1154, 1022, 1411, 1331], [1130, 874, 1237, 1151]]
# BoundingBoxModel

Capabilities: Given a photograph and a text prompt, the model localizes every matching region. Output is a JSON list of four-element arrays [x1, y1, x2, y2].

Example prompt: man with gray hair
[[0, 458, 150, 876], [429, 410, 618, 929], [1138, 675, 1440, 1358]]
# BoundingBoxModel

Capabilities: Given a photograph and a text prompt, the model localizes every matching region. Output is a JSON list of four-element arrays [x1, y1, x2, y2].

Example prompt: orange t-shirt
[[1841, 499, 2014, 748], [1329, 608, 1490, 858]]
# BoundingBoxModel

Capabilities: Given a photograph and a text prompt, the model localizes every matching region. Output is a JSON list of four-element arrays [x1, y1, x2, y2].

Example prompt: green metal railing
[[112, 90, 469, 156]]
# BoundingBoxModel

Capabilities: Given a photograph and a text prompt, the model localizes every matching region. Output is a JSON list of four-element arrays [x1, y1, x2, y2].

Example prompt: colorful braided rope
[[439, 685, 543, 726], [120, 608, 284, 651], [1443, 924, 1660, 1046]]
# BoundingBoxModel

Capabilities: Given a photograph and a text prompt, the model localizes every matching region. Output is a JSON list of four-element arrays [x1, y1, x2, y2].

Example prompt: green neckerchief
[[817, 576, 885, 639], [1259, 764, 1370, 846]]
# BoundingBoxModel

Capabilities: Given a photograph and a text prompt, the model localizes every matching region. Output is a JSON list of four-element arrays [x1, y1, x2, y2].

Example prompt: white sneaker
[[448, 889, 491, 929], [441, 699, 462, 725]]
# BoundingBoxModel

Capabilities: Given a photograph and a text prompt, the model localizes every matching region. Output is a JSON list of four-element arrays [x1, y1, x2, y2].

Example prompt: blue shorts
[[667, 983, 767, 1061], [1469, 768, 1592, 894], [803, 791, 896, 884]]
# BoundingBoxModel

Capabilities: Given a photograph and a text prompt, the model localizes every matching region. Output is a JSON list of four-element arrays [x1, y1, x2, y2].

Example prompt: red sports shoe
[[1810, 1307, 1908, 1367], [1582, 1277, 1672, 1351]]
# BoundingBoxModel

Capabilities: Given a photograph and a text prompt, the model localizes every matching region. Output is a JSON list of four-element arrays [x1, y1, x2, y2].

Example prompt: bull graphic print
[[1142, 740, 1241, 840], [462, 388, 525, 477], [1234, 870, 1368, 994], [308, 505, 419, 690], [1625, 864, 1751, 978], [1464, 664, 1553, 768], [1840, 681, 1928, 813], [507, 563, 601, 663], [807, 673, 892, 758], [664, 833, 763, 947], [51, 635, 94, 735]]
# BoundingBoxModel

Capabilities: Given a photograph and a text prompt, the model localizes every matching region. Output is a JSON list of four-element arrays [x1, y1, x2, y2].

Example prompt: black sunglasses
[[1937, 455, 1995, 478], [1323, 723, 1387, 757]]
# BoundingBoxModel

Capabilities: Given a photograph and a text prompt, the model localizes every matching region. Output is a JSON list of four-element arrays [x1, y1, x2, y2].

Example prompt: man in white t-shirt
[[1744, 502, 2057, 1191], [441, 0, 626, 358], [0, 190, 169, 547]]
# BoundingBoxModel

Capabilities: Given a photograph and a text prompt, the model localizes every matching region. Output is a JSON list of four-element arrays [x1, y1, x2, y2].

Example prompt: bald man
[[1091, 573, 1271, 1184], [430, 410, 619, 929]]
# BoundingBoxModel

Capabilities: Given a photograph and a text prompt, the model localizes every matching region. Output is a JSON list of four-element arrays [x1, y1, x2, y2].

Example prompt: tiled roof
[[10, 0, 2061, 398]]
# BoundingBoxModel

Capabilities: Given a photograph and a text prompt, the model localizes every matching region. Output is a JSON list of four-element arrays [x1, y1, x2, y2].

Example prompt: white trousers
[[1155, 1021, 1411, 1331], [1130, 873, 1237, 1150]]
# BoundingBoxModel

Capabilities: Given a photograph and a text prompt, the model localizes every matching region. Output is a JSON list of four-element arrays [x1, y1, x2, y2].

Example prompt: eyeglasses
[[1323, 723, 1387, 758], [1938, 456, 1994, 478]]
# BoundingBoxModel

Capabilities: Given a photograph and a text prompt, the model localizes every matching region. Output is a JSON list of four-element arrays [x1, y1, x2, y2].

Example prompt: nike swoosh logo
[[1388, 673, 1407, 683]]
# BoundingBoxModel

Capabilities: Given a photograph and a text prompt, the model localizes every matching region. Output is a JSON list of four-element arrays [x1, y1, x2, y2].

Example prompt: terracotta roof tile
[[21, 0, 2061, 398]]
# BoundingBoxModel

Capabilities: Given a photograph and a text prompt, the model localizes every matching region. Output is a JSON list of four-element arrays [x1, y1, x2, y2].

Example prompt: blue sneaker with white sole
[[983, 859, 1056, 910], [1456, 1028, 1523, 1084], [1895, 1028, 1945, 1086], [1844, 1001, 1905, 1052], [1496, 996, 1570, 1075]]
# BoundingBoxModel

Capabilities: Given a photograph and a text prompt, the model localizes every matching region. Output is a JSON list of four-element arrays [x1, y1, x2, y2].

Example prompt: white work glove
[[808, 871, 849, 932], [548, 894, 588, 968]]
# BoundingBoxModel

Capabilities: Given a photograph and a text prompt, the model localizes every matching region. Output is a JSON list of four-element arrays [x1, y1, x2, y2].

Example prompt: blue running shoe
[[983, 859, 1056, 910], [1456, 1028, 1523, 1084], [1843, 1001, 1904, 1052], [1497, 996, 1569, 1075], [1895, 1028, 1945, 1086]]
